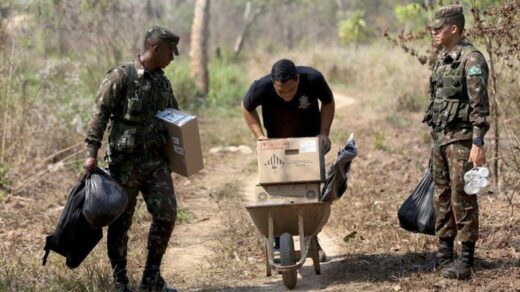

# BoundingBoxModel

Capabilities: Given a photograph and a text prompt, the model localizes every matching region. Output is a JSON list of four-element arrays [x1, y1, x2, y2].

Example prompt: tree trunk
[[233, 1, 264, 55], [189, 0, 210, 96]]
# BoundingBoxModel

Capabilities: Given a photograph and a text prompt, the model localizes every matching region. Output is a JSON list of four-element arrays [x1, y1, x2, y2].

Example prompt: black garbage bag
[[320, 134, 357, 202], [43, 174, 103, 269], [397, 170, 436, 235], [82, 168, 127, 228]]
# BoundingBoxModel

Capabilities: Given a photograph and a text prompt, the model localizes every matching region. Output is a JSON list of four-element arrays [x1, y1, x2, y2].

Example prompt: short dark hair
[[142, 26, 180, 54], [446, 15, 465, 32], [271, 59, 297, 83]]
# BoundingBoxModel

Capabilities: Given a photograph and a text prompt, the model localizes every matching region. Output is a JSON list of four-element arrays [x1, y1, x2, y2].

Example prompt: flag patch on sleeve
[[467, 66, 482, 76]]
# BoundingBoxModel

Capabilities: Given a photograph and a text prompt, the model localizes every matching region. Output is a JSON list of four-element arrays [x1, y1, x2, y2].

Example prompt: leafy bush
[[165, 60, 200, 110], [338, 10, 369, 46], [207, 58, 249, 113], [394, 3, 427, 31], [166, 58, 248, 115]]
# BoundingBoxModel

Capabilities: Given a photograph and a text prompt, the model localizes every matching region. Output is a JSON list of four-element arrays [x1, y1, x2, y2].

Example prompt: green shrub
[[177, 208, 195, 224], [338, 10, 369, 46], [394, 3, 427, 30], [165, 58, 248, 116], [207, 58, 248, 113], [165, 60, 200, 111]]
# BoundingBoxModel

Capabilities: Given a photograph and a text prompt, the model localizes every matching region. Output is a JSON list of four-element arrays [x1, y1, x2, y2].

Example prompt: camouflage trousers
[[106, 155, 177, 278], [431, 139, 479, 242]]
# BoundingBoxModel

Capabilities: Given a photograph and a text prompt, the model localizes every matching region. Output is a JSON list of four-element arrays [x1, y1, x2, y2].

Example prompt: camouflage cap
[[431, 5, 464, 30], [145, 26, 180, 55]]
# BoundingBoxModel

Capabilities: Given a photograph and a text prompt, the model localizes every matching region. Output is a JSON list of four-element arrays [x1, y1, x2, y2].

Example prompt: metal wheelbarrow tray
[[246, 201, 331, 289]]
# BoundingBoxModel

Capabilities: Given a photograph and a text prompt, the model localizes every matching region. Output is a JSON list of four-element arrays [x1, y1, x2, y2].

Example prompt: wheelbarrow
[[246, 201, 331, 289]]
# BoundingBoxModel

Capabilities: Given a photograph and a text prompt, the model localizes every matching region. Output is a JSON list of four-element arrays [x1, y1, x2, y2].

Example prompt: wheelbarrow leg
[[264, 239, 272, 277], [311, 235, 321, 275]]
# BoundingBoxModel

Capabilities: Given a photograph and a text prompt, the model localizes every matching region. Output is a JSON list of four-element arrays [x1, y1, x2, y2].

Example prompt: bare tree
[[189, 0, 210, 96], [233, 1, 265, 55]]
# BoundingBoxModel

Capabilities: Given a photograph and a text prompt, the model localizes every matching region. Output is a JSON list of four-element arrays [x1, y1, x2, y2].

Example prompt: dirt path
[[163, 91, 356, 291], [162, 184, 222, 286]]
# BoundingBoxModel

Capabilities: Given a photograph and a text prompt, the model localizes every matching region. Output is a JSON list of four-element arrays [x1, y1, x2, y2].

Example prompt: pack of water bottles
[[463, 166, 489, 195]]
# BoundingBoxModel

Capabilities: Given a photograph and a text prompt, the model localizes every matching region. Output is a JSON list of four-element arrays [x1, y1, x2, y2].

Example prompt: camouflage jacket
[[85, 56, 179, 159], [425, 39, 490, 146]]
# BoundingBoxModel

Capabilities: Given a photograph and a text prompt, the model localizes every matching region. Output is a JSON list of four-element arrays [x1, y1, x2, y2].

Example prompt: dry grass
[[1, 43, 519, 291], [323, 87, 520, 291]]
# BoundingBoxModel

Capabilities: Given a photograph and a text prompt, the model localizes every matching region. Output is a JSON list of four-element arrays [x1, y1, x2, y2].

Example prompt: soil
[[1, 88, 518, 291], [158, 90, 519, 291]]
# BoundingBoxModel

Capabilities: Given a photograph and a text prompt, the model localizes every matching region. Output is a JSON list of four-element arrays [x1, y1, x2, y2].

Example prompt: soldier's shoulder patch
[[467, 65, 482, 76]]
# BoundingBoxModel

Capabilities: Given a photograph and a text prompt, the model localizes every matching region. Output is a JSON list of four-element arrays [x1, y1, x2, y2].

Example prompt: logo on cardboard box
[[264, 154, 285, 171], [260, 140, 290, 150]]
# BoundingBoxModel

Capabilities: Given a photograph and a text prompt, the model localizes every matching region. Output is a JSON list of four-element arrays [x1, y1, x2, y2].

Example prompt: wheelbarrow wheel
[[280, 233, 297, 289]]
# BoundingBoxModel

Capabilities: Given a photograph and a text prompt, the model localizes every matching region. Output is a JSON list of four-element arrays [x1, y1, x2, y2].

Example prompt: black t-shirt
[[243, 66, 333, 138]]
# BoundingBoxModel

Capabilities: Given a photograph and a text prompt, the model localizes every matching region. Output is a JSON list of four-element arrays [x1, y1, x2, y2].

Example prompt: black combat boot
[[111, 260, 133, 292], [442, 241, 475, 280], [114, 281, 133, 292], [413, 237, 454, 272], [140, 253, 177, 292]]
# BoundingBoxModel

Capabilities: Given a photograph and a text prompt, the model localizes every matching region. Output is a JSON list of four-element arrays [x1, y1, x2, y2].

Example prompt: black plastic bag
[[397, 170, 436, 235], [82, 168, 127, 228], [43, 175, 103, 269], [320, 134, 357, 202]]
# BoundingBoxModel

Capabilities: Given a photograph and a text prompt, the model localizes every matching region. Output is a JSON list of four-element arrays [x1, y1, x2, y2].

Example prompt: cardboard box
[[257, 137, 324, 184], [255, 183, 321, 203], [156, 108, 203, 177]]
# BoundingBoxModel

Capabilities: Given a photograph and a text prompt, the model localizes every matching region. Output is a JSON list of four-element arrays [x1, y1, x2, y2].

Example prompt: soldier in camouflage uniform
[[418, 5, 489, 280], [83, 26, 180, 292]]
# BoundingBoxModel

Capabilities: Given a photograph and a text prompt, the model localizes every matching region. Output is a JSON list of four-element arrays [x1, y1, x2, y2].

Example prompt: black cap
[[431, 5, 464, 29], [145, 26, 180, 55]]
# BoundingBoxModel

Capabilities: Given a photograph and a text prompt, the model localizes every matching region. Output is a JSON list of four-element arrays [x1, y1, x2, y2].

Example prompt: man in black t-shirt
[[241, 59, 335, 261], [241, 58, 335, 153]]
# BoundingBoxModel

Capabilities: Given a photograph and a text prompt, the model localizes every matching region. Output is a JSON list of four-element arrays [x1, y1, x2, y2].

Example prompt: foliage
[[394, 3, 423, 23], [394, 3, 429, 31], [338, 10, 369, 46], [166, 60, 200, 110], [206, 58, 248, 113], [166, 57, 249, 115], [177, 208, 195, 224]]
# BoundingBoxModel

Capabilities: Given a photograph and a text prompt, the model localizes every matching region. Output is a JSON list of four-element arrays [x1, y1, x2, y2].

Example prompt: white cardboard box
[[257, 137, 325, 184], [156, 108, 203, 177]]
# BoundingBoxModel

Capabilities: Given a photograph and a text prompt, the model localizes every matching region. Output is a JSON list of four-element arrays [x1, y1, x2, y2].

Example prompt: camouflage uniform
[[85, 54, 179, 285], [424, 38, 489, 243]]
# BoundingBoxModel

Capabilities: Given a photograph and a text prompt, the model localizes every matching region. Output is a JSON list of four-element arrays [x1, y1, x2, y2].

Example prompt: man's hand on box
[[318, 134, 331, 154], [257, 135, 268, 140]]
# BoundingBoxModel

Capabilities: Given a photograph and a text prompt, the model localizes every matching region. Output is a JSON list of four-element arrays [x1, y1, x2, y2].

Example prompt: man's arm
[[465, 52, 490, 167], [318, 99, 335, 154], [320, 99, 335, 136], [241, 102, 266, 140], [83, 68, 125, 171]]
